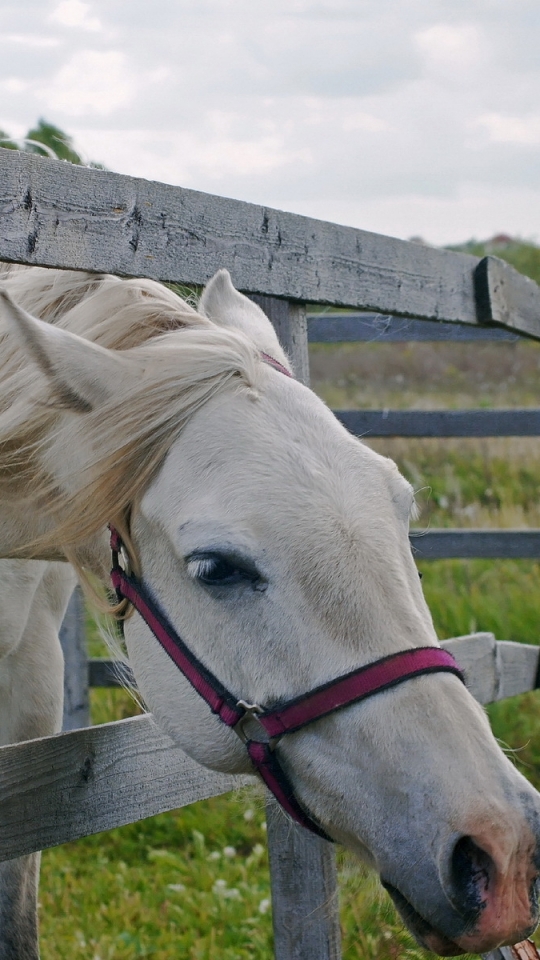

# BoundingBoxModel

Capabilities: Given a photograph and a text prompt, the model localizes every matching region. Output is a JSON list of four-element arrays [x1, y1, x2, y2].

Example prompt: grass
[[38, 246, 540, 958]]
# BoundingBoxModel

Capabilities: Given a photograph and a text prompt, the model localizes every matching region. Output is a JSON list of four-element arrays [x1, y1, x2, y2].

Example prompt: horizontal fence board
[[476, 257, 540, 340], [336, 408, 540, 437], [440, 634, 539, 704], [89, 657, 134, 688], [2, 152, 540, 336], [0, 149, 488, 325], [0, 714, 250, 862], [308, 313, 521, 343], [2, 634, 538, 862], [410, 529, 540, 559], [92, 637, 540, 699]]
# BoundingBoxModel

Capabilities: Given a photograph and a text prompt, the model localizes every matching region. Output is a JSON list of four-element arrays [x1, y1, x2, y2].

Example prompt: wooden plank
[[308, 313, 520, 343], [266, 800, 341, 960], [1, 633, 538, 866], [0, 148, 483, 324], [440, 634, 540, 704], [88, 637, 540, 702], [59, 587, 90, 731], [441, 633, 500, 704], [336, 409, 540, 438], [410, 529, 540, 559], [0, 714, 250, 862], [476, 257, 540, 340], [257, 295, 341, 960], [497, 641, 540, 700], [89, 657, 134, 688]]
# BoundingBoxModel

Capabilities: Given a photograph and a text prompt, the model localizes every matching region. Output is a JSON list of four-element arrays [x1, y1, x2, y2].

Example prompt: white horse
[[0, 262, 540, 959]]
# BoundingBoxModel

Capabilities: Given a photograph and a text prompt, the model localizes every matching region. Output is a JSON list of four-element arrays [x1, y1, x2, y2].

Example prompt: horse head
[[2, 271, 540, 955]]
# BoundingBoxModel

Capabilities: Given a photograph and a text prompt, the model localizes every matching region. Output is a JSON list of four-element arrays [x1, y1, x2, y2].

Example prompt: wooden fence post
[[250, 294, 341, 960], [59, 586, 90, 730]]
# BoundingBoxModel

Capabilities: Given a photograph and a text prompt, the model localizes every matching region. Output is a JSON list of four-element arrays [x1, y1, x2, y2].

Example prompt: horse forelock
[[0, 263, 265, 572]]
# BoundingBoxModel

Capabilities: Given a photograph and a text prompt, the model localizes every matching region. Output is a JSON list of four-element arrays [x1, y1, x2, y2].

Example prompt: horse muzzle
[[382, 821, 540, 956]]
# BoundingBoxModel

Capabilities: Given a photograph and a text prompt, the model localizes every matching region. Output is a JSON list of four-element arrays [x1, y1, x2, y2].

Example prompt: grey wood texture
[[0, 148, 490, 325], [257, 294, 341, 960], [336, 408, 540, 438], [410, 529, 540, 559], [0, 714, 250, 863], [1, 632, 537, 866], [59, 587, 90, 731], [308, 313, 520, 343], [266, 800, 341, 960], [440, 634, 540, 705], [476, 256, 540, 339]]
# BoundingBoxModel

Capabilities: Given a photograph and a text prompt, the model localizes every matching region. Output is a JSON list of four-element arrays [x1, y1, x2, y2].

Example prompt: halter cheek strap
[[110, 530, 464, 841]]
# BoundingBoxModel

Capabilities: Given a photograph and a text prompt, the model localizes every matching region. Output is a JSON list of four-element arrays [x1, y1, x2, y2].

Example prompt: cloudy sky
[[1, 0, 539, 245]]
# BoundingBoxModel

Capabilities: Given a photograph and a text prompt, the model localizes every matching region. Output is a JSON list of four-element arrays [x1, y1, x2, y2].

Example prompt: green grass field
[[38, 241, 540, 959]]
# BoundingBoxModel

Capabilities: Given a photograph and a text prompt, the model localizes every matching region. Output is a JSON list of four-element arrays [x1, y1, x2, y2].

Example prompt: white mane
[[0, 264, 266, 560]]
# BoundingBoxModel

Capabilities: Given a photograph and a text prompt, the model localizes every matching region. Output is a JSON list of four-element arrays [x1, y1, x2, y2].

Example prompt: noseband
[[110, 352, 464, 841]]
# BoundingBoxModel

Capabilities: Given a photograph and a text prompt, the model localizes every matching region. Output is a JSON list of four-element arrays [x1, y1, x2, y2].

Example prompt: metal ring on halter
[[234, 700, 281, 750]]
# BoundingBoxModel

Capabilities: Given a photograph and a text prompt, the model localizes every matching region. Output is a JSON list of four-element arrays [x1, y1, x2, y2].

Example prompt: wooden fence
[[1, 147, 540, 959]]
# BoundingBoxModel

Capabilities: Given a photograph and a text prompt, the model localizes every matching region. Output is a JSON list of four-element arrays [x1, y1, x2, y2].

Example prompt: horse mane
[[0, 263, 261, 570]]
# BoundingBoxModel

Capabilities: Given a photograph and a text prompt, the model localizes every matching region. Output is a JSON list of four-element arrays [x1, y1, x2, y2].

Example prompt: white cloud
[[41, 51, 133, 116], [476, 113, 540, 145], [5, 34, 61, 48], [74, 125, 312, 186], [414, 22, 485, 79], [1, 78, 30, 94], [50, 0, 102, 31], [342, 112, 388, 133]]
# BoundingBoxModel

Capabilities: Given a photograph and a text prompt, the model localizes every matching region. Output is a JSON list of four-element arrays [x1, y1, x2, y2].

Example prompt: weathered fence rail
[[2, 146, 540, 959], [2, 631, 538, 865], [336, 408, 540, 437], [308, 312, 522, 342]]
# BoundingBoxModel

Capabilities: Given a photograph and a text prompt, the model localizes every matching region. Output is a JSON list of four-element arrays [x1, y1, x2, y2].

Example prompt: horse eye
[[186, 553, 260, 587]]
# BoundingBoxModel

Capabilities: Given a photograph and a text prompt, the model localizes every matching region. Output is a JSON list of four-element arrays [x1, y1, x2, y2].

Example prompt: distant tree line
[[448, 238, 540, 286]]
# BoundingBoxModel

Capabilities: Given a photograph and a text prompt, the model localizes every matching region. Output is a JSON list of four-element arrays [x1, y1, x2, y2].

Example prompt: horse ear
[[0, 288, 131, 413], [199, 269, 290, 369]]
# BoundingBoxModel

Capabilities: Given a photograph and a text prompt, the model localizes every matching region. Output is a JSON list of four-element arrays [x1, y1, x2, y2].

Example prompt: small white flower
[[251, 843, 264, 858], [212, 879, 241, 900], [207, 851, 221, 861], [258, 898, 271, 914], [261, 822, 267, 831], [243, 808, 255, 821], [167, 883, 186, 892], [223, 845, 236, 858]]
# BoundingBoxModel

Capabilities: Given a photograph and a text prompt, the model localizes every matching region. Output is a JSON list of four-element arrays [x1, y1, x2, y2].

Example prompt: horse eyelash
[[186, 557, 216, 580]]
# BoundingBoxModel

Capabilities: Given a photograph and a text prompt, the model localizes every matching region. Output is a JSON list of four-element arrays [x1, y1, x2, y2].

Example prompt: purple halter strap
[[110, 542, 463, 840], [109, 352, 464, 840]]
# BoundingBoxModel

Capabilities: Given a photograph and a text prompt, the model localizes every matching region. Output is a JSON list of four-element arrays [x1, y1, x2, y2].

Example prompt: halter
[[109, 353, 464, 841]]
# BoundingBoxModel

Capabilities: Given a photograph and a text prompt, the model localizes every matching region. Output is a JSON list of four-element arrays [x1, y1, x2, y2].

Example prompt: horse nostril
[[450, 836, 494, 919]]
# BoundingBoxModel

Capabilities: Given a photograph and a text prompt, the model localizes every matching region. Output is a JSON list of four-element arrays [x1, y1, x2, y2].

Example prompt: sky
[[1, 0, 540, 245]]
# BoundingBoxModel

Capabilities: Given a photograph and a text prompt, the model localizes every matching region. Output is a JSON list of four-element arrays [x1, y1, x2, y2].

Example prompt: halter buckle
[[234, 700, 278, 748]]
